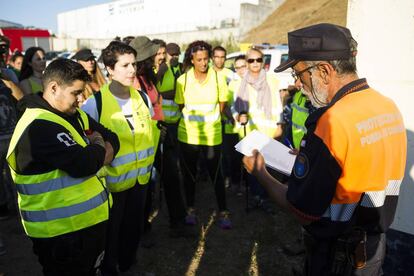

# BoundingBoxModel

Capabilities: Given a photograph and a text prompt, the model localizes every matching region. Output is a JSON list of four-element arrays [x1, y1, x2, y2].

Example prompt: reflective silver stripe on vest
[[291, 102, 309, 114], [163, 110, 180, 117], [292, 121, 308, 133], [16, 175, 90, 195], [250, 118, 277, 128], [322, 202, 358, 222], [163, 99, 178, 107], [185, 103, 216, 112], [106, 164, 152, 184], [360, 179, 401, 208], [183, 112, 220, 123], [20, 190, 108, 222], [111, 147, 154, 167]]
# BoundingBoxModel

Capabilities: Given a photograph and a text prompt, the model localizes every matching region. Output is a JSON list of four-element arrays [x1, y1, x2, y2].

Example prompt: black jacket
[[14, 94, 120, 178]]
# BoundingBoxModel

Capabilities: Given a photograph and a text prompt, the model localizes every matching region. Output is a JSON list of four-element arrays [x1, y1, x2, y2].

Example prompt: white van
[[225, 45, 294, 89]]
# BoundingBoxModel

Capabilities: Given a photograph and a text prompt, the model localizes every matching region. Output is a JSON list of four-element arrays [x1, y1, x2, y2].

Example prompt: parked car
[[225, 45, 293, 89]]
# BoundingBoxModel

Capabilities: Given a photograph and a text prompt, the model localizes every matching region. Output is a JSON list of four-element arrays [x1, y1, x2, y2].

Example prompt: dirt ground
[[0, 179, 304, 276]]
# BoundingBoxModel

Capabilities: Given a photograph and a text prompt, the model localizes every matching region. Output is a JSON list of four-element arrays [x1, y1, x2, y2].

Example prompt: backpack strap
[[137, 89, 149, 108], [95, 90, 102, 120], [214, 70, 219, 102]]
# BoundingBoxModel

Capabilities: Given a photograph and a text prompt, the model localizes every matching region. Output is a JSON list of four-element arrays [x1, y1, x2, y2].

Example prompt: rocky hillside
[[243, 0, 348, 44]]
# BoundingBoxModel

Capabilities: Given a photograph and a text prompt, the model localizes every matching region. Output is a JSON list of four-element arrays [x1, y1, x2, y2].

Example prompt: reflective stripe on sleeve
[[322, 202, 358, 222], [361, 179, 402, 207]]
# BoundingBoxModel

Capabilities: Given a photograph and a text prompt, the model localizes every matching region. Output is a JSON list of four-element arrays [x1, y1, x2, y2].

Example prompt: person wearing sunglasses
[[234, 47, 284, 213], [234, 48, 283, 139], [243, 23, 406, 275]]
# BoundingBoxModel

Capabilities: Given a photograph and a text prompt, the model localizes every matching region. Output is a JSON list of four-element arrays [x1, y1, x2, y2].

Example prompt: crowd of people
[[0, 22, 407, 276]]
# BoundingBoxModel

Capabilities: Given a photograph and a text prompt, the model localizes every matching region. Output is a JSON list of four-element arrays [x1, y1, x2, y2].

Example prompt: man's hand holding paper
[[235, 130, 297, 176]]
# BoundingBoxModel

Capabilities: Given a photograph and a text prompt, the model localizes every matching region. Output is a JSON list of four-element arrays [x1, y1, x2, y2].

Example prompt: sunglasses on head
[[191, 45, 207, 54], [247, 57, 263, 64]]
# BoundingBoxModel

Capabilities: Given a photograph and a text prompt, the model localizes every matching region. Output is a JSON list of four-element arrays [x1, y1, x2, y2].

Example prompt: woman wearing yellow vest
[[81, 41, 155, 275], [175, 40, 232, 229], [233, 47, 283, 212], [7, 59, 119, 275], [19, 47, 46, 95]]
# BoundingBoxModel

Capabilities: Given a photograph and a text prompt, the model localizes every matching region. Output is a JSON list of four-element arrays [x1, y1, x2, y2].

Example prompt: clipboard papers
[[235, 130, 296, 176]]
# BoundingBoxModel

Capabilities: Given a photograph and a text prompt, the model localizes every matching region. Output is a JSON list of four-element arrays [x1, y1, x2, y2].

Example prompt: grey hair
[[305, 38, 358, 76]]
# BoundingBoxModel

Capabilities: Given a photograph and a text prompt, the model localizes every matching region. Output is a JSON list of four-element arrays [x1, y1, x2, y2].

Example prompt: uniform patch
[[293, 152, 309, 179]]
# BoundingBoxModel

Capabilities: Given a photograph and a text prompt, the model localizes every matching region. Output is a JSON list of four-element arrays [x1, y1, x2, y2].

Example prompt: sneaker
[[185, 208, 197, 225], [218, 211, 232, 229]]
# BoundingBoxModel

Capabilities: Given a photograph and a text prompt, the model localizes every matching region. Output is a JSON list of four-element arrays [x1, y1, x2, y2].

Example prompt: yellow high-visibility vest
[[156, 65, 181, 123], [175, 67, 229, 146], [7, 108, 110, 238], [98, 84, 155, 192]]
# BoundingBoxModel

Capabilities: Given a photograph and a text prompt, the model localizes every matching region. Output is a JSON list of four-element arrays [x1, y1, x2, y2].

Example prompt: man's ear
[[319, 63, 333, 84], [47, 81, 59, 94]]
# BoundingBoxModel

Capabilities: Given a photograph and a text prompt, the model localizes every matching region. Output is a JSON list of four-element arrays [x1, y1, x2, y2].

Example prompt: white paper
[[235, 130, 296, 176]]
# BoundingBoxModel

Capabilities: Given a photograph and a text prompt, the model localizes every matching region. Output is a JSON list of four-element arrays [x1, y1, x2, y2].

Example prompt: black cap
[[274, 23, 355, 72], [72, 48, 95, 61]]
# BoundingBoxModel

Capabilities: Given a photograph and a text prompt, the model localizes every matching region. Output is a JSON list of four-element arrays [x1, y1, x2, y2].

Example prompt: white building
[[58, 0, 259, 39]]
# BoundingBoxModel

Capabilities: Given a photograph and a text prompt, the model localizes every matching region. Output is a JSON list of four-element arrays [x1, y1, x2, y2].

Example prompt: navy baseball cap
[[274, 23, 355, 72]]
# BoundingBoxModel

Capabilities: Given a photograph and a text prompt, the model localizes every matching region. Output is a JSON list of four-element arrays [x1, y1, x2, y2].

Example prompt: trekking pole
[[157, 121, 166, 212], [239, 112, 249, 213]]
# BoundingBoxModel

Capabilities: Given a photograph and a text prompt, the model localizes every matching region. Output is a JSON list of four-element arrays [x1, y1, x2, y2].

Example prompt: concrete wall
[[347, 0, 414, 235], [239, 0, 285, 38], [51, 27, 238, 51]]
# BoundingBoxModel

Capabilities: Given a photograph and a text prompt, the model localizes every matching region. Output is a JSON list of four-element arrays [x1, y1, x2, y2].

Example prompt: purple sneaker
[[185, 208, 197, 225], [218, 211, 232, 229]]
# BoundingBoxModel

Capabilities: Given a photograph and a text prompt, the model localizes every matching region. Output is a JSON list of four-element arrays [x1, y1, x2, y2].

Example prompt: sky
[[0, 0, 110, 34]]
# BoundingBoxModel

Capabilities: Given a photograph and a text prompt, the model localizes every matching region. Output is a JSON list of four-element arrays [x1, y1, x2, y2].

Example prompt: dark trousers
[[161, 124, 186, 225], [179, 142, 227, 211], [101, 183, 148, 275], [0, 139, 15, 207], [31, 221, 107, 276], [221, 132, 242, 184], [304, 232, 386, 276]]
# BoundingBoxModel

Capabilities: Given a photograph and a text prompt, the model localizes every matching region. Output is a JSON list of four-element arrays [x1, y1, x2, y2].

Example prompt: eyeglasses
[[291, 65, 318, 82], [247, 57, 263, 64]]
